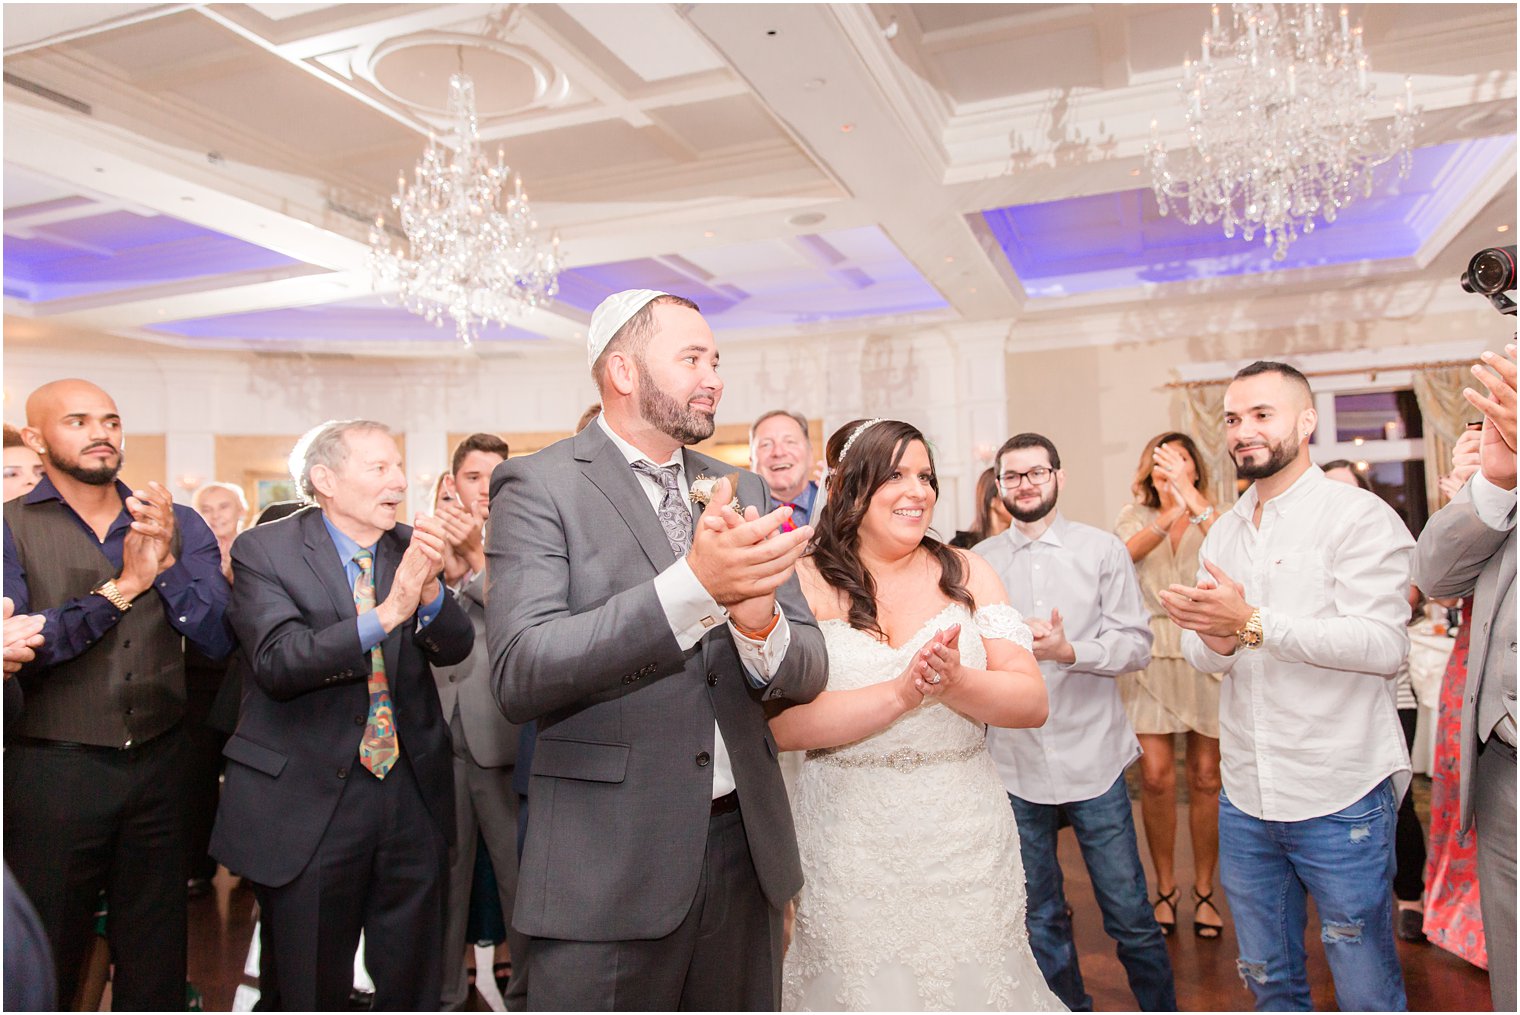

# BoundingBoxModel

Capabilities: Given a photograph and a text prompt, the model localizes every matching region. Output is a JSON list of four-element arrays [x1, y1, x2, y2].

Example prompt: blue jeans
[[1218, 781, 1407, 1011], [1010, 775, 1177, 1012]]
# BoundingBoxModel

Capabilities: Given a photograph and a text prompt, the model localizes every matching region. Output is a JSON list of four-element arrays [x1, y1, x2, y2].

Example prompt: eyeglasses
[[999, 467, 1054, 488]]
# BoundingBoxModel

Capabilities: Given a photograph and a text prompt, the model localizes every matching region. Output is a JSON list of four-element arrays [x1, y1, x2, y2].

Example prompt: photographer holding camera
[[1413, 243, 1516, 1010]]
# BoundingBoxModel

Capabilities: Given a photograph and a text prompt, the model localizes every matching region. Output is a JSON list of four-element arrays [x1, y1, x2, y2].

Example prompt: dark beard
[[1004, 488, 1057, 524], [1233, 437, 1298, 480], [53, 448, 122, 486], [636, 363, 715, 445]]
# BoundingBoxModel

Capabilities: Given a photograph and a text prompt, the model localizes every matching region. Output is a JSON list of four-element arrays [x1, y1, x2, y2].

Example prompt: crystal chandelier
[[1147, 4, 1419, 261], [369, 71, 562, 346]]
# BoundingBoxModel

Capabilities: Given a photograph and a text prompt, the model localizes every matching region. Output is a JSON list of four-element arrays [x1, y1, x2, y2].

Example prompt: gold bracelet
[[91, 579, 132, 612]]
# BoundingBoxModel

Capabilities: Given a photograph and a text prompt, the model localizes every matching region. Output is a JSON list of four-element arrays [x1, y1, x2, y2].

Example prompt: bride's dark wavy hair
[[810, 419, 975, 640]]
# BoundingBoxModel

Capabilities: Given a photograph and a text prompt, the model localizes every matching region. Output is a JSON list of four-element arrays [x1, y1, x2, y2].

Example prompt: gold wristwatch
[[1235, 608, 1263, 649], [91, 579, 132, 612]]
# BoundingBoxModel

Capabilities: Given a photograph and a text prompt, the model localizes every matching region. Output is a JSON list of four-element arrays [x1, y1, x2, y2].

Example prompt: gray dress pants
[[1475, 737, 1517, 1012], [440, 713, 523, 1011]]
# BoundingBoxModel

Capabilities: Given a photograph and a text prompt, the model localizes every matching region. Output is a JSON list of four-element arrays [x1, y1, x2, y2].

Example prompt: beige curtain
[[1177, 382, 1238, 510], [1412, 366, 1472, 509]]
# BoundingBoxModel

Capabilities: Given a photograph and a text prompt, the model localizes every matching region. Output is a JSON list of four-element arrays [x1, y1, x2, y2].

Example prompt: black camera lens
[[1462, 244, 1517, 295]]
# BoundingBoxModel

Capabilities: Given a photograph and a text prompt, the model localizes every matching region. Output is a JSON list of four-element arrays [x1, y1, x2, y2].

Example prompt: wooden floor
[[173, 775, 1493, 1012]]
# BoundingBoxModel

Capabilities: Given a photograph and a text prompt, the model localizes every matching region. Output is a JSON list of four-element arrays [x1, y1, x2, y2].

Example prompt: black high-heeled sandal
[[493, 961, 512, 995], [1193, 888, 1223, 939], [1152, 887, 1178, 937]]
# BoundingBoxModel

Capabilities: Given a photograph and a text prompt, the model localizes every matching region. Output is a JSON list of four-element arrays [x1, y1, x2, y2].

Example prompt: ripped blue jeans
[[1219, 781, 1406, 1011]]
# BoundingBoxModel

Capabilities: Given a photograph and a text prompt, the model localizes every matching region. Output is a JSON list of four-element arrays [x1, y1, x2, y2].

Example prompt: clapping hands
[[435, 493, 486, 584], [1153, 444, 1209, 515], [1464, 344, 1517, 490], [3, 597, 45, 677], [895, 625, 962, 710], [118, 481, 178, 599], [689, 476, 812, 631], [1439, 426, 1484, 501], [1025, 608, 1076, 664], [375, 514, 447, 631]]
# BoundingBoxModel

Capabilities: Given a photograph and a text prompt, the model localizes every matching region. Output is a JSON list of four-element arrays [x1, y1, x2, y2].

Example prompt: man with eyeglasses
[[974, 432, 1174, 1012]]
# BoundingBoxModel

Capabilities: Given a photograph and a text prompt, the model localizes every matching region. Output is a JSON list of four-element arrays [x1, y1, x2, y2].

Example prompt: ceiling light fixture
[[369, 68, 562, 346], [1148, 4, 1419, 261], [1499, 225, 1511, 233]]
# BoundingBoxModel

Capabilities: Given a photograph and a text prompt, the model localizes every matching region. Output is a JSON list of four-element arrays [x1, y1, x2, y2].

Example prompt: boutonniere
[[690, 472, 743, 513]]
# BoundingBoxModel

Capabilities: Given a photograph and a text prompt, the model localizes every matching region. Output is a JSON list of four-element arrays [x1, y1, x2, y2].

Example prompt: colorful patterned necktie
[[352, 550, 399, 778], [630, 460, 692, 560], [780, 502, 800, 533]]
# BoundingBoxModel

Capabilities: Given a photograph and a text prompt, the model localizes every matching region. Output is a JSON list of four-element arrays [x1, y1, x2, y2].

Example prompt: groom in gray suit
[[487, 289, 828, 1010]]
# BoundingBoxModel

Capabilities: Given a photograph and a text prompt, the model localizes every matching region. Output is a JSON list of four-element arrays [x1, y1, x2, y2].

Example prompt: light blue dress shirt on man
[[322, 513, 443, 652], [975, 513, 1154, 803]]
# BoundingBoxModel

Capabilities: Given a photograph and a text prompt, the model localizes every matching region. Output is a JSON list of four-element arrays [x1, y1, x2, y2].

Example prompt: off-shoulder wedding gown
[[783, 603, 1065, 1012]]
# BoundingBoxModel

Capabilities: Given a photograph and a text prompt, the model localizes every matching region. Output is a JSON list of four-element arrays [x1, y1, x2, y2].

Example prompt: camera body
[[1461, 244, 1517, 315]]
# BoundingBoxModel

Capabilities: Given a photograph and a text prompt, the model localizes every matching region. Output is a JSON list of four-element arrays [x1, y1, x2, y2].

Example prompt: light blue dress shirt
[[322, 514, 443, 652]]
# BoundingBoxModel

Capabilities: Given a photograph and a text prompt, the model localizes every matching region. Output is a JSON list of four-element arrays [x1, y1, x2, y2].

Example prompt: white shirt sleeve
[[1469, 471, 1519, 531], [1181, 628, 1242, 674], [729, 608, 791, 687], [653, 558, 729, 648], [652, 559, 790, 687]]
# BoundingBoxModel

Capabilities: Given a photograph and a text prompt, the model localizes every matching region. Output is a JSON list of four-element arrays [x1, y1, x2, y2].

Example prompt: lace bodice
[[810, 602, 1031, 763], [784, 602, 1061, 1012]]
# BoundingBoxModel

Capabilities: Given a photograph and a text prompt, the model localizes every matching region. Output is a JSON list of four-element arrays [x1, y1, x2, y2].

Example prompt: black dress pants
[[3, 728, 189, 1011], [183, 664, 228, 882], [1394, 708, 1428, 902], [254, 752, 447, 1011]]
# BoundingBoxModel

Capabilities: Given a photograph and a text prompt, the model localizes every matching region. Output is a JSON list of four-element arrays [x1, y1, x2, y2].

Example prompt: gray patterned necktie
[[630, 459, 692, 559]]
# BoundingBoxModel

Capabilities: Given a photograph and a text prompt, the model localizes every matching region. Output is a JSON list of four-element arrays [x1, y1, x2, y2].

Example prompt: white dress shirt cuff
[[1188, 630, 1241, 673], [1063, 640, 1100, 674], [654, 559, 729, 650], [729, 608, 791, 687], [1469, 471, 1518, 531]]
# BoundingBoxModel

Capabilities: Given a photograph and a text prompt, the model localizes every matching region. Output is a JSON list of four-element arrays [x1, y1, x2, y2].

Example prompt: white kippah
[[587, 289, 668, 367]]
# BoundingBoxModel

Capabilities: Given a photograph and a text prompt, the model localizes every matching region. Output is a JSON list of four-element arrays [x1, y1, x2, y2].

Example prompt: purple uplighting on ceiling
[[977, 137, 1517, 298], [555, 226, 948, 329], [4, 202, 304, 303], [147, 298, 547, 344]]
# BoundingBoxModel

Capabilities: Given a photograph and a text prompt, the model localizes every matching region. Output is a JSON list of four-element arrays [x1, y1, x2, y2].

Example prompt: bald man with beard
[[3, 379, 234, 1009]]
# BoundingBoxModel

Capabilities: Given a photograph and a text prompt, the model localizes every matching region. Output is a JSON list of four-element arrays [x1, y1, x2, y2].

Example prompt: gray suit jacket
[[1413, 482, 1517, 831], [433, 572, 520, 769], [486, 423, 828, 941]]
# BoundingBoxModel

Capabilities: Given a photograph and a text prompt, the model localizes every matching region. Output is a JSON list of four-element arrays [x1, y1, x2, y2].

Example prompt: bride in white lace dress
[[773, 419, 1064, 1012]]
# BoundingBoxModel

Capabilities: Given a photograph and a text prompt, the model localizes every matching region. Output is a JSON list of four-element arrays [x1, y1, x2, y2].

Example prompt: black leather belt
[[710, 790, 739, 816], [10, 724, 178, 753]]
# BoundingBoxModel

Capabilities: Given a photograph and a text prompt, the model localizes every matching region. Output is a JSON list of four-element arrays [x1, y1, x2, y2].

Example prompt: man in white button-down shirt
[[976, 433, 1175, 1012], [1162, 361, 1414, 1011]]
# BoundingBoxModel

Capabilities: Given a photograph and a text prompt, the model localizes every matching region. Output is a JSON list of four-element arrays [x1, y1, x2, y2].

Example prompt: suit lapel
[[576, 424, 677, 571], [301, 509, 358, 622]]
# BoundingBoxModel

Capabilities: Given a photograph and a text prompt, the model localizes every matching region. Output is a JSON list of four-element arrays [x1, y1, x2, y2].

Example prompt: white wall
[[6, 284, 1507, 537]]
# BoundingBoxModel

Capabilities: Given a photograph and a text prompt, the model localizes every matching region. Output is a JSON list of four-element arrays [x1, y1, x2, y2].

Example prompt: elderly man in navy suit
[[212, 419, 473, 1010]]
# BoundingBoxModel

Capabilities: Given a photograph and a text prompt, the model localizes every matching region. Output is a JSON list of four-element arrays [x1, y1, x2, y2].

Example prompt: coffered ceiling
[[4, 3, 1515, 357]]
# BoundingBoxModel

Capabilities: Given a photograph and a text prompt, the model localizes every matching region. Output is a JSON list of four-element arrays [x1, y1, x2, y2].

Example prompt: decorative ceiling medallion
[[357, 32, 568, 121]]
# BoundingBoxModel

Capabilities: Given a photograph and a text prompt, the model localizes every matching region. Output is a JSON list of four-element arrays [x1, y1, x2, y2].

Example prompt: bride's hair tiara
[[837, 418, 885, 464]]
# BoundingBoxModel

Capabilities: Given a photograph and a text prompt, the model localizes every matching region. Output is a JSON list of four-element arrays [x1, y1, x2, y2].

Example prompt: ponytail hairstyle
[[810, 419, 975, 640]]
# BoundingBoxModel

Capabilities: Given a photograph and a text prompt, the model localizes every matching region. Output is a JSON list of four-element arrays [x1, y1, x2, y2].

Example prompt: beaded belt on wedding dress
[[805, 741, 984, 771]]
